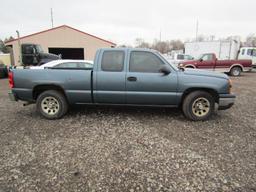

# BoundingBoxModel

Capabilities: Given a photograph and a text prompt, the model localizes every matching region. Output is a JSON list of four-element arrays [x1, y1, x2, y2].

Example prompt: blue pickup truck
[[8, 48, 235, 121]]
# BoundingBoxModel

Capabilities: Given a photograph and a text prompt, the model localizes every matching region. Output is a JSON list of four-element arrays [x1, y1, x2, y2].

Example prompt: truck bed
[[12, 69, 93, 104]]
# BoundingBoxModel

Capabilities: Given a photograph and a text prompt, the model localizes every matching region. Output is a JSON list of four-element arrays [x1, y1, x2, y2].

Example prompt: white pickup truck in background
[[165, 53, 194, 66], [238, 47, 256, 68]]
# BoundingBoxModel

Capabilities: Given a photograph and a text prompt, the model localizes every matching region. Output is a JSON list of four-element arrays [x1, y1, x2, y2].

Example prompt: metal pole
[[51, 8, 54, 28], [195, 20, 198, 42], [159, 29, 162, 42], [16, 30, 22, 66]]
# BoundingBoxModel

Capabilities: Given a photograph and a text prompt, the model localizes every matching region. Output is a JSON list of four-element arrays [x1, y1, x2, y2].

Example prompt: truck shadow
[[66, 105, 221, 122], [68, 104, 182, 118]]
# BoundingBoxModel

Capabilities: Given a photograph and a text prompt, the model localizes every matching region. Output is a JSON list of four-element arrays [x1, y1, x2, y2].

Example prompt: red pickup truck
[[180, 53, 252, 76]]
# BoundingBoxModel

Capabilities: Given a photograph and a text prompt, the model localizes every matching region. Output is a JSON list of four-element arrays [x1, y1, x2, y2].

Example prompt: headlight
[[178, 63, 184, 68], [228, 79, 232, 93]]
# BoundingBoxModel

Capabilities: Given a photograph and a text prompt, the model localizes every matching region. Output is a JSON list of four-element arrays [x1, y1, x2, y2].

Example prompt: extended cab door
[[126, 51, 178, 105], [94, 50, 126, 104]]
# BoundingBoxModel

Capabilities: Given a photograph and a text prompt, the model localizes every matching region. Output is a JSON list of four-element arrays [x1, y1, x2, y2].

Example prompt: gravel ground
[[0, 72, 256, 192]]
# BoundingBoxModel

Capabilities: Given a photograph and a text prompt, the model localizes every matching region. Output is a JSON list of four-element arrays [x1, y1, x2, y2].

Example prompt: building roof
[[5, 25, 116, 45]]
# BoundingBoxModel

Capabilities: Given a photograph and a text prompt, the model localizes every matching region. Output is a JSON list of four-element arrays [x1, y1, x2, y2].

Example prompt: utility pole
[[16, 30, 22, 66], [51, 8, 54, 28], [195, 20, 199, 42], [159, 29, 162, 42]]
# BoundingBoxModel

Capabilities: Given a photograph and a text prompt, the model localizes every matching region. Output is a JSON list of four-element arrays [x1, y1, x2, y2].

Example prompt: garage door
[[48, 48, 84, 60]]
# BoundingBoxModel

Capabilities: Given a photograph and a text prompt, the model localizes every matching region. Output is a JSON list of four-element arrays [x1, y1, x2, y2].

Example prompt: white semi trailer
[[185, 38, 241, 60]]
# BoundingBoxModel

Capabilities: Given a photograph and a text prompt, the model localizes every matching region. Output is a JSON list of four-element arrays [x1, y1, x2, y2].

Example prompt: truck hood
[[182, 68, 229, 79], [182, 60, 198, 65], [40, 52, 60, 60]]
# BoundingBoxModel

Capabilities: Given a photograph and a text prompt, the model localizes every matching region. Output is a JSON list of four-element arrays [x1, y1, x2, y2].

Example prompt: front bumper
[[218, 94, 236, 110], [8, 91, 18, 101]]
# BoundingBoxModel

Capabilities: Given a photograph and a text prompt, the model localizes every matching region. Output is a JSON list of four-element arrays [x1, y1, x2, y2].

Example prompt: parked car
[[29, 59, 93, 69], [180, 53, 252, 76], [0, 63, 8, 78], [8, 48, 235, 121], [166, 53, 194, 66]]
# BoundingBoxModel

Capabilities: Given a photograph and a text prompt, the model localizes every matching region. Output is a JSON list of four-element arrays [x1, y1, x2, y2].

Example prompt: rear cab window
[[101, 51, 125, 72]]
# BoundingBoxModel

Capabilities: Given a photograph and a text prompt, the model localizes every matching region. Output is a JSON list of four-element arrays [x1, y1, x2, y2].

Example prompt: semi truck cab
[[21, 44, 60, 66]]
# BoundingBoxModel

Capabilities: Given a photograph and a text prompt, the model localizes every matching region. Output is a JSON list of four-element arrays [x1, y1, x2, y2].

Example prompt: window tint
[[77, 62, 93, 68], [130, 51, 164, 73], [101, 51, 124, 71], [54, 62, 77, 68], [184, 55, 193, 60], [247, 49, 253, 56], [202, 54, 213, 61], [177, 54, 184, 60], [252, 49, 256, 57]]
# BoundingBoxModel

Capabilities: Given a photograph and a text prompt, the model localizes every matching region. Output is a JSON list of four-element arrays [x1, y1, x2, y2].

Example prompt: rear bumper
[[218, 94, 236, 110], [8, 91, 18, 101]]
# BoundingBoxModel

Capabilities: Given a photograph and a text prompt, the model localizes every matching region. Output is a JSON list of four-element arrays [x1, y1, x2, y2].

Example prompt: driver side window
[[129, 51, 165, 73], [202, 54, 213, 61]]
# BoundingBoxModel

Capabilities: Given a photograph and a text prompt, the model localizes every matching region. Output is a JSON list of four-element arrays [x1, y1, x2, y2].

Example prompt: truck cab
[[238, 47, 256, 68], [21, 44, 60, 66]]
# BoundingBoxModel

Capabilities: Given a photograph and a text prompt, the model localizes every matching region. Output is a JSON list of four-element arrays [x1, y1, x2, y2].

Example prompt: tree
[[169, 40, 184, 50], [135, 38, 150, 48], [0, 36, 14, 53], [152, 40, 171, 53], [245, 34, 256, 47]]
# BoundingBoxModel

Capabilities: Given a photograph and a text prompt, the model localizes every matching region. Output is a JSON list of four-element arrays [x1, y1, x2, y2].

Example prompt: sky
[[0, 0, 255, 45]]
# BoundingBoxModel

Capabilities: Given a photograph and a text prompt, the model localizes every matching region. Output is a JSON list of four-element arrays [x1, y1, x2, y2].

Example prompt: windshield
[[35, 45, 44, 53], [156, 52, 178, 71]]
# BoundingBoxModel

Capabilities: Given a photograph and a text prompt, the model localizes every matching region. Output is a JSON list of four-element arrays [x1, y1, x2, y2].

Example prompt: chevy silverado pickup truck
[[8, 48, 235, 121], [180, 53, 252, 76]]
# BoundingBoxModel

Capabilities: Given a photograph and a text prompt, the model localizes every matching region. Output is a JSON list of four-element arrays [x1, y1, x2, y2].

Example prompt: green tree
[[0, 36, 14, 53]]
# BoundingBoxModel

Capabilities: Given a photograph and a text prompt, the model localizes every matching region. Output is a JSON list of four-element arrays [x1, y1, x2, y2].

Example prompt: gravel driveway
[[0, 72, 255, 192]]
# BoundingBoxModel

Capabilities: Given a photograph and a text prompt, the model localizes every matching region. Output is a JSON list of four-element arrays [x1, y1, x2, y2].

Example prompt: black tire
[[229, 66, 242, 76], [36, 90, 68, 119], [182, 91, 215, 121]]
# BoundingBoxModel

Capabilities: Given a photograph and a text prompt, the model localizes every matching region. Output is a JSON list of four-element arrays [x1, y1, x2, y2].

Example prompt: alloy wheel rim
[[41, 96, 60, 115], [233, 69, 240, 76], [192, 97, 210, 117]]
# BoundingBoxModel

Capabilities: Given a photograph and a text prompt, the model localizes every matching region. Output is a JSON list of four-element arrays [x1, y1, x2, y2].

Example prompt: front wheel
[[36, 90, 68, 119], [182, 91, 215, 121], [230, 66, 242, 76]]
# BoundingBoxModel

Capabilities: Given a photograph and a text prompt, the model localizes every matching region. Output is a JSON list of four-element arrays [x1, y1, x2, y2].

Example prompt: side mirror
[[159, 66, 171, 75], [199, 58, 203, 62]]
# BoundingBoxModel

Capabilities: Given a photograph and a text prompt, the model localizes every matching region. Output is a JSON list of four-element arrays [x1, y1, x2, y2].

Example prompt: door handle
[[127, 76, 137, 81]]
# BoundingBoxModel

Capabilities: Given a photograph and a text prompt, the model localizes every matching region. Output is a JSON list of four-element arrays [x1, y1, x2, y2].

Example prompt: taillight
[[8, 72, 14, 88]]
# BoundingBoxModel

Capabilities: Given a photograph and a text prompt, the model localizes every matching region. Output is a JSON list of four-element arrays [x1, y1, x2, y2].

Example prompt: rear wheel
[[36, 90, 68, 119], [230, 66, 242, 76], [182, 91, 215, 121]]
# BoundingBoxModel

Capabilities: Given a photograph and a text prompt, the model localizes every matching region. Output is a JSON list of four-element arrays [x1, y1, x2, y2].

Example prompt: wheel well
[[33, 85, 67, 100], [230, 64, 243, 72], [180, 88, 219, 106], [185, 65, 195, 68]]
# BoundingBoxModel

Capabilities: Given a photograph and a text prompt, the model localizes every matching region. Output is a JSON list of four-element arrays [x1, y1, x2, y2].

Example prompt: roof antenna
[[51, 8, 54, 28]]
